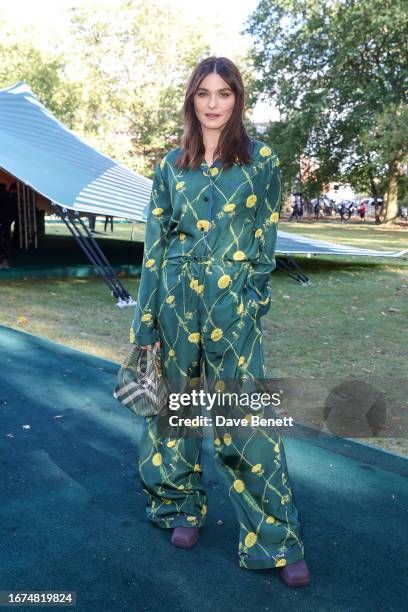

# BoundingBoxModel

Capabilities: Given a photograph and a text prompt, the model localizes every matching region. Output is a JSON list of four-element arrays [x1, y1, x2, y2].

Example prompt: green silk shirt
[[130, 138, 281, 346]]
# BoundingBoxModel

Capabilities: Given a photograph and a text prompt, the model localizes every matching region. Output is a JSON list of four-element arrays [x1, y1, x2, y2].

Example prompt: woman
[[130, 57, 310, 587]]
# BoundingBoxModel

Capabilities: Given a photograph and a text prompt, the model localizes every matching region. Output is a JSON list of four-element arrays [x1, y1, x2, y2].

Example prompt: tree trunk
[[382, 159, 400, 225]]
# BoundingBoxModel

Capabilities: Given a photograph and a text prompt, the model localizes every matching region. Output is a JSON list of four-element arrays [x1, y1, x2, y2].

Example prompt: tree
[[64, 0, 211, 174], [245, 0, 408, 223], [0, 41, 81, 129]]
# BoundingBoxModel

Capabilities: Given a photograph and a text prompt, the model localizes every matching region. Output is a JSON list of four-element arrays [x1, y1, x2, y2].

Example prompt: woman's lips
[[205, 113, 221, 119]]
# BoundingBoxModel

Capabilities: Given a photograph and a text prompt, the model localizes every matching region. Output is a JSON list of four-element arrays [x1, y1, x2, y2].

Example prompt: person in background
[[314, 200, 320, 220], [104, 215, 114, 232], [298, 198, 304, 221], [88, 213, 97, 232], [0, 182, 17, 269], [358, 202, 366, 222]]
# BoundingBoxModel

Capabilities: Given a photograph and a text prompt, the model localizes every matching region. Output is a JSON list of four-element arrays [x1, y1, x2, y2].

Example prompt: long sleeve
[[130, 159, 172, 346], [246, 154, 281, 304]]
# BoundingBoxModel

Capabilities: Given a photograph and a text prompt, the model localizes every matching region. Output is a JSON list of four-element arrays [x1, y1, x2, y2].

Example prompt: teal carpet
[[1, 325, 407, 611]]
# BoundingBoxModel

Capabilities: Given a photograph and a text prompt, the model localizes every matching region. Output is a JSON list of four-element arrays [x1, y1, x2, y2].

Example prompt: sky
[[0, 0, 278, 122]]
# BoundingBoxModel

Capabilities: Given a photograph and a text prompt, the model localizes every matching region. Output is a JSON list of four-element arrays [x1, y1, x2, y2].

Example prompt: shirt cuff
[[129, 325, 160, 346]]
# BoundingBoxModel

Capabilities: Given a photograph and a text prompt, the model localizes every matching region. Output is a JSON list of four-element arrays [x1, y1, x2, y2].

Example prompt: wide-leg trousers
[[138, 257, 305, 569]]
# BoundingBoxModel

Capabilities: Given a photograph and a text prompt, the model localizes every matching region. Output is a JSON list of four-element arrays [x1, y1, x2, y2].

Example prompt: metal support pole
[[52, 203, 136, 307], [16, 182, 23, 250], [31, 188, 38, 249]]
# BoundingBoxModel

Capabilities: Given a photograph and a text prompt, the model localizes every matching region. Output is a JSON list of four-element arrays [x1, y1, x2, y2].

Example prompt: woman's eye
[[220, 92, 230, 97]]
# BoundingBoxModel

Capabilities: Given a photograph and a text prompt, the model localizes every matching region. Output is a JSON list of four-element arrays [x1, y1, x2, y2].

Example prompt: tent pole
[[32, 188, 38, 249], [52, 203, 136, 307], [276, 255, 310, 285], [16, 182, 23, 250], [55, 207, 120, 295]]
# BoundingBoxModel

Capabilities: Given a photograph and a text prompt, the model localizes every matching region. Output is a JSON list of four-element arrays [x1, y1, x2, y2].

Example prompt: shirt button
[[203, 196, 209, 201]]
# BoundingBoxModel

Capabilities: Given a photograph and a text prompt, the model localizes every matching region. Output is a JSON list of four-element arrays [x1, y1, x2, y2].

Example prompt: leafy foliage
[[245, 0, 408, 221]]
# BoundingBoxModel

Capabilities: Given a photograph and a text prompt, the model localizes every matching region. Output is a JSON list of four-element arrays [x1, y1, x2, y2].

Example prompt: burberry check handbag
[[113, 343, 168, 417]]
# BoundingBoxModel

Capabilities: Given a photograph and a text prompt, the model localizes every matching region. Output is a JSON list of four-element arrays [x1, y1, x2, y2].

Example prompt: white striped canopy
[[277, 230, 408, 257], [0, 82, 152, 221]]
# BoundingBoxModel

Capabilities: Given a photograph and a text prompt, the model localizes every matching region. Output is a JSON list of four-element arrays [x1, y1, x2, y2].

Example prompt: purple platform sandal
[[171, 527, 199, 549], [279, 559, 311, 587]]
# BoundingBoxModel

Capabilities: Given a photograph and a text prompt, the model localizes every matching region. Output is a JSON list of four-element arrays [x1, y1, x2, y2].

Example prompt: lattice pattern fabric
[[130, 139, 305, 569], [130, 139, 280, 348]]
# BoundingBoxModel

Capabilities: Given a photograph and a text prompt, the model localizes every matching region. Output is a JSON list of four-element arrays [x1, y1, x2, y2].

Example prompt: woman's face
[[193, 72, 236, 133]]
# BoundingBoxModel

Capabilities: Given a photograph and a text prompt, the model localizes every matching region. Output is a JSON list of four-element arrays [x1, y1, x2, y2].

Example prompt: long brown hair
[[175, 57, 252, 170]]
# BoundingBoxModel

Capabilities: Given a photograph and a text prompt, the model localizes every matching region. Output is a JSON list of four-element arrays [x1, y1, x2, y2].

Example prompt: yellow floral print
[[218, 274, 231, 289], [245, 532, 257, 548], [187, 516, 197, 522], [223, 203, 236, 213], [223, 433, 232, 446], [237, 301, 245, 315], [233, 250, 246, 261], [233, 479, 245, 493], [188, 332, 201, 343], [152, 453, 162, 466], [260, 146, 272, 157], [176, 181, 185, 190], [211, 328, 223, 341], [152, 207, 163, 216], [196, 219, 210, 231], [145, 258, 155, 268], [246, 194, 257, 208]]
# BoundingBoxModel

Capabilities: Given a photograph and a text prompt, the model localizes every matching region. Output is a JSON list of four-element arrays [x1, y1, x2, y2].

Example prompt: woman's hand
[[141, 341, 161, 351]]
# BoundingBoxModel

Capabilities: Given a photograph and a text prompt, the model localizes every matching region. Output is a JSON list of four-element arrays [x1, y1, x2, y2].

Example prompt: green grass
[[1, 218, 407, 456]]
